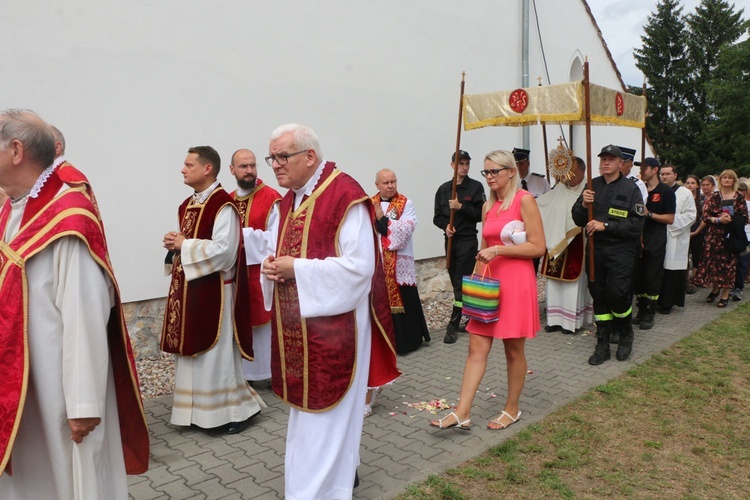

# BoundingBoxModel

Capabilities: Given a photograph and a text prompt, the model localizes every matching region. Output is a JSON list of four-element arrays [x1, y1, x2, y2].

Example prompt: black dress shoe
[[561, 328, 574, 335], [353, 471, 360, 489], [544, 324, 563, 332], [226, 411, 260, 434]]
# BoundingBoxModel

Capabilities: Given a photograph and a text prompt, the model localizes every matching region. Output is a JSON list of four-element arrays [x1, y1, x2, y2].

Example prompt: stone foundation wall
[[123, 256, 455, 360]]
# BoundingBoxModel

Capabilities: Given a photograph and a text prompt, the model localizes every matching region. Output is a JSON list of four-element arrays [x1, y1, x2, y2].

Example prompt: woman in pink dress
[[430, 150, 545, 431]]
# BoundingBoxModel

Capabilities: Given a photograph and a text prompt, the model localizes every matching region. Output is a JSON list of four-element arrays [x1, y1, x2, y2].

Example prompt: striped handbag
[[461, 264, 500, 323]]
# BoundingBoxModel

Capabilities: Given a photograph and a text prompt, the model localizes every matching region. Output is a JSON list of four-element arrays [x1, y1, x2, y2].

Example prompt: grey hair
[[0, 109, 56, 168], [50, 125, 65, 154], [485, 150, 519, 212], [270, 124, 323, 159]]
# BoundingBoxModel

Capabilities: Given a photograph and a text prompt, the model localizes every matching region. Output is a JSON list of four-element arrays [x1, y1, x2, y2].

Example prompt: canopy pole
[[583, 60, 595, 281], [446, 72, 466, 270]]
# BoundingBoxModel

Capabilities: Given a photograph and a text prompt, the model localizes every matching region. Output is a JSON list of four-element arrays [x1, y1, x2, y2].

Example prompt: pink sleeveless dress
[[467, 190, 540, 339]]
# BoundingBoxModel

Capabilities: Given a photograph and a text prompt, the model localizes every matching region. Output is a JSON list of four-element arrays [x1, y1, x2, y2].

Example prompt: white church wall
[[1, 0, 648, 302]]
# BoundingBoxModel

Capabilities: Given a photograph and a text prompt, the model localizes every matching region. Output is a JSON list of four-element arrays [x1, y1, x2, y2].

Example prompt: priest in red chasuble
[[161, 146, 265, 435], [260, 124, 399, 499], [0, 109, 148, 499], [229, 148, 281, 383], [537, 156, 592, 335]]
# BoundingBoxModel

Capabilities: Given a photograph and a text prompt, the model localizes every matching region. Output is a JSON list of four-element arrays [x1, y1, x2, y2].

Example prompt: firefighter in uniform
[[572, 145, 645, 365], [433, 150, 486, 344]]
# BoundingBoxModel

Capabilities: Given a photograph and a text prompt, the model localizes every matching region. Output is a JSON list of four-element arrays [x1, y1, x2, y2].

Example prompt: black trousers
[[587, 242, 638, 320], [445, 236, 478, 305], [633, 246, 667, 300]]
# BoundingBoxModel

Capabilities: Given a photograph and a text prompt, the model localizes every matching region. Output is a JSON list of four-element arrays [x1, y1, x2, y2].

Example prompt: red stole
[[0, 173, 149, 475], [161, 186, 249, 356], [232, 180, 281, 328], [541, 232, 584, 281], [372, 192, 407, 313], [272, 162, 399, 411]]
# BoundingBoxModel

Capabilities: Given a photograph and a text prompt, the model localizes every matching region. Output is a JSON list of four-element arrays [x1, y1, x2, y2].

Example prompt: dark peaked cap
[[512, 148, 530, 161]]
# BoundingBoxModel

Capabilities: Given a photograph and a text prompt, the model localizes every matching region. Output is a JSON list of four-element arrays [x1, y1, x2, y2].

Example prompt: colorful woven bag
[[461, 264, 500, 323]]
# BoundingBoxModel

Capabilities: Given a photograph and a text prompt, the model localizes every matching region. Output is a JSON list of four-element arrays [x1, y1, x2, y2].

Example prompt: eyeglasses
[[265, 150, 308, 166], [480, 167, 511, 178]]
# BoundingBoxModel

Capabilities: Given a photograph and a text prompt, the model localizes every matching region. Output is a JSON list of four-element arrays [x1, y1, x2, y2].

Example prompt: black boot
[[610, 320, 620, 344], [631, 297, 644, 324], [588, 322, 611, 365], [443, 306, 462, 344], [639, 299, 655, 330], [616, 316, 634, 361]]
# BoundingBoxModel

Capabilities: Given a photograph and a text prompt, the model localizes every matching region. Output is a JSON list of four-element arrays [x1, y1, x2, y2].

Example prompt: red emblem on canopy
[[615, 93, 624, 116], [509, 89, 529, 113]]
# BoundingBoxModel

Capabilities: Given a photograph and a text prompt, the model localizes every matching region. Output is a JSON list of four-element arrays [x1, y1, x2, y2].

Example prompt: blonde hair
[[484, 150, 519, 212], [719, 169, 739, 192]]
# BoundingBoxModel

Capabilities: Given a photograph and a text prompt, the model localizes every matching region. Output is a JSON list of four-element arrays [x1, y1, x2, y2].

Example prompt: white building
[[1, 0, 649, 306]]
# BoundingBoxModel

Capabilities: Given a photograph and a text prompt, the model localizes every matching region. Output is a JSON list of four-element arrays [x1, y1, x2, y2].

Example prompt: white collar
[[192, 180, 220, 204], [293, 160, 325, 208], [28, 165, 56, 199]]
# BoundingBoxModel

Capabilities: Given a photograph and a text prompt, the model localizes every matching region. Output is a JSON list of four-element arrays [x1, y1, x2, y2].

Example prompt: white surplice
[[379, 197, 417, 285], [262, 161, 374, 500], [241, 201, 280, 381], [170, 201, 265, 428], [664, 185, 696, 270], [0, 189, 128, 500]]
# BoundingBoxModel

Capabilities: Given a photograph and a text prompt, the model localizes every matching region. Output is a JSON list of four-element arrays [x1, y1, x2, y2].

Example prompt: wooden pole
[[446, 71, 466, 269], [583, 60, 595, 281]]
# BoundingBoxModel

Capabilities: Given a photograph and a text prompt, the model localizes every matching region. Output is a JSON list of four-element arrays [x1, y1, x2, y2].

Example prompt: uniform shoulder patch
[[635, 203, 646, 216]]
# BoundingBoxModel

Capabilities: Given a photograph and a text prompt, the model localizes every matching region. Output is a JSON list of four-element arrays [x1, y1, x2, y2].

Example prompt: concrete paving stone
[[224, 475, 275, 498], [236, 462, 279, 485], [172, 440, 215, 459], [206, 463, 249, 487], [172, 463, 214, 486], [217, 449, 262, 470], [153, 479, 206, 500], [127, 479, 169, 500], [242, 489, 282, 500], [138, 464, 179, 488], [258, 474, 285, 497], [189, 478, 237, 498]]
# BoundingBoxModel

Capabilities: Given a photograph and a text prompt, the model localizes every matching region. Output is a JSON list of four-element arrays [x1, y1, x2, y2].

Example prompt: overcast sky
[[587, 0, 749, 86]]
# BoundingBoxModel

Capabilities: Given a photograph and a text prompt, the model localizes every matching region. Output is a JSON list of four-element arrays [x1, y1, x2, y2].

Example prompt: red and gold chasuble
[[272, 162, 400, 412], [232, 180, 281, 328], [372, 192, 407, 313], [540, 232, 584, 281], [161, 186, 253, 358], [0, 173, 149, 475]]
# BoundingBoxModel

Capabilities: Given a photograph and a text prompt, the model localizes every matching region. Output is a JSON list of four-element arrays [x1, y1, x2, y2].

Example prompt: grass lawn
[[400, 302, 750, 499]]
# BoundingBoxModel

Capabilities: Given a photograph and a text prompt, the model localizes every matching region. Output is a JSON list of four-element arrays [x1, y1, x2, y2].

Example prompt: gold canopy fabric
[[463, 80, 646, 130]]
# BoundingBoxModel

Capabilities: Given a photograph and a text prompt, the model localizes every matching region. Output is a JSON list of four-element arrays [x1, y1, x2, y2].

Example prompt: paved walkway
[[128, 291, 740, 499]]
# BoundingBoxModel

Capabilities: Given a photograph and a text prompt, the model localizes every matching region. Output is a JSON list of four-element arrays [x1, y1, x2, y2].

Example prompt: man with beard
[[229, 148, 281, 383]]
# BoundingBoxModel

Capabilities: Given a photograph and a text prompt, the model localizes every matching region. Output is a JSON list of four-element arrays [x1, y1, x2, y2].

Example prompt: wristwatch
[[603, 222, 609, 229], [647, 212, 653, 218]]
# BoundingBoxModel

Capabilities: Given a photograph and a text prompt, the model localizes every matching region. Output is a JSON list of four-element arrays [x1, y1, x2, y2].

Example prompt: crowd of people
[[2, 107, 746, 498]]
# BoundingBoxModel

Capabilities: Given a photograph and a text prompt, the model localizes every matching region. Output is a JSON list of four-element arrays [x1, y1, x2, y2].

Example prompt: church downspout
[[522, 0, 530, 150]]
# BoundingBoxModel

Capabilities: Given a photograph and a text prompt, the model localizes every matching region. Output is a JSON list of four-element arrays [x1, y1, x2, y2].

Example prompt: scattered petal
[[527, 370, 533, 374]]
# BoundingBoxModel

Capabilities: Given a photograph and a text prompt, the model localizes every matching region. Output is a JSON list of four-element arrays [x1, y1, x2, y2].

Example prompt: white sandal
[[487, 410, 522, 430], [429, 411, 471, 430]]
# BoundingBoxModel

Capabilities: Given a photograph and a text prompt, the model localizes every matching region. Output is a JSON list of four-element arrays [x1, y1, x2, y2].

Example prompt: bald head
[[375, 168, 398, 199], [0, 109, 56, 198], [0, 109, 56, 168], [230, 148, 258, 190]]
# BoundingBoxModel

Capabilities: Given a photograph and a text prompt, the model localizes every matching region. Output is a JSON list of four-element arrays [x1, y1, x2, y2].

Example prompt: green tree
[[705, 29, 750, 177], [634, 0, 690, 167], [684, 0, 746, 173]]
